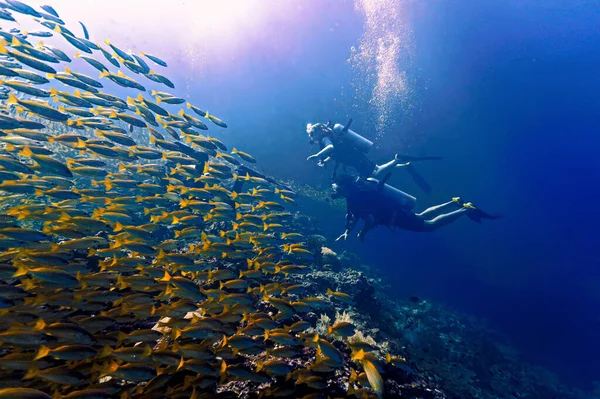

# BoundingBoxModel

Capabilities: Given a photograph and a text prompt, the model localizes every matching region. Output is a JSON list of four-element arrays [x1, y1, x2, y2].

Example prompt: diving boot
[[463, 202, 476, 209], [452, 197, 464, 206]]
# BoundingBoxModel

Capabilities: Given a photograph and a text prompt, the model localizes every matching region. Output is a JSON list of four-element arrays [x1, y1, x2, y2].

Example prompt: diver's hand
[[307, 154, 318, 162], [357, 231, 365, 242], [336, 231, 348, 241], [317, 160, 326, 168]]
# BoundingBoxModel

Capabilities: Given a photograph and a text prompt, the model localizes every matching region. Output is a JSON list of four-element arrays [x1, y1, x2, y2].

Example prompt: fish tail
[[7, 93, 18, 105], [13, 264, 28, 277], [98, 345, 112, 358], [23, 365, 39, 380], [33, 345, 51, 360], [19, 146, 34, 158]]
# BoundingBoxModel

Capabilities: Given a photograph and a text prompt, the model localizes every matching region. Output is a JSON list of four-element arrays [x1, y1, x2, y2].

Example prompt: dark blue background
[[172, 0, 600, 389]]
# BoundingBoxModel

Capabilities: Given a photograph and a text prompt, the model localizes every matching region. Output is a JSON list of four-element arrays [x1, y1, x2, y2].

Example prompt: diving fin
[[340, 118, 353, 134], [405, 164, 432, 195], [378, 172, 392, 188], [395, 154, 442, 163], [466, 207, 503, 223]]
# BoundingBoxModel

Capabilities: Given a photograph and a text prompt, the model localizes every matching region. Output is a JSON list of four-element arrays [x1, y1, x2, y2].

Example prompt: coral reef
[[288, 216, 597, 399]]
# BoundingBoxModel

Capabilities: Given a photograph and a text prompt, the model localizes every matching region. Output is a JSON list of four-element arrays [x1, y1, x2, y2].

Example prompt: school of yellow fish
[[0, 1, 397, 398]]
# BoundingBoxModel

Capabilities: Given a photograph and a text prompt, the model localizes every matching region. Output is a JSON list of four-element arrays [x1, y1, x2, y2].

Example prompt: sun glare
[[23, 0, 278, 51]]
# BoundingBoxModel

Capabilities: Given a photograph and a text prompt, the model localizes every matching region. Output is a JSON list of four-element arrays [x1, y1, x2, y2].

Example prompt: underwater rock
[[337, 250, 362, 269], [384, 377, 446, 399], [321, 246, 342, 270], [307, 234, 327, 252], [309, 268, 377, 310]]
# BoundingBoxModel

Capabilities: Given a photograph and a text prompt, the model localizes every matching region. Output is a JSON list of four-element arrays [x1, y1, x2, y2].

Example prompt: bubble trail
[[349, 0, 413, 141]]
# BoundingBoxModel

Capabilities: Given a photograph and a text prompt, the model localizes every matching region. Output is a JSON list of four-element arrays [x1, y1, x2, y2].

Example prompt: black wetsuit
[[321, 136, 376, 177], [346, 180, 427, 232], [391, 209, 426, 232]]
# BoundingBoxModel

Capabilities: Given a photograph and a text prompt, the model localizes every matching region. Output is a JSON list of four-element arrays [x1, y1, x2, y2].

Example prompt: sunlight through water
[[21, 0, 275, 43], [21, 0, 286, 98]]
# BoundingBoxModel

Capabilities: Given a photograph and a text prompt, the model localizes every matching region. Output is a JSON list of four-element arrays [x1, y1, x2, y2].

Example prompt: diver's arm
[[336, 212, 358, 241], [318, 156, 332, 168], [345, 210, 355, 225], [307, 144, 334, 161]]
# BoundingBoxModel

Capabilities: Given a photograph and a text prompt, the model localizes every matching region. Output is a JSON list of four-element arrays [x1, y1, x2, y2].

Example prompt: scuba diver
[[332, 173, 500, 241], [306, 119, 441, 193]]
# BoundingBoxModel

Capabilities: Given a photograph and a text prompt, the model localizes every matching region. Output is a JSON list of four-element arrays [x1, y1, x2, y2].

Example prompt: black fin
[[340, 118, 353, 134], [467, 208, 503, 223], [405, 164, 432, 194], [379, 172, 392, 188], [396, 154, 442, 163]]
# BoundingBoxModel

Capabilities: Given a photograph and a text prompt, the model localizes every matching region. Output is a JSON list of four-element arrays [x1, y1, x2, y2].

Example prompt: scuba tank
[[332, 120, 373, 154], [382, 182, 417, 211], [363, 177, 417, 211]]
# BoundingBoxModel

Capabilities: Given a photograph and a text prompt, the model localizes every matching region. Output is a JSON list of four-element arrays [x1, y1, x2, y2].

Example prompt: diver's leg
[[373, 159, 433, 195], [372, 158, 400, 179], [336, 211, 358, 241], [416, 199, 461, 218], [421, 208, 468, 231]]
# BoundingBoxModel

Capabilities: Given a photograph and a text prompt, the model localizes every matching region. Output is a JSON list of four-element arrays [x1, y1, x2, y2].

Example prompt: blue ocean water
[[221, 0, 598, 389], [36, 0, 599, 391]]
